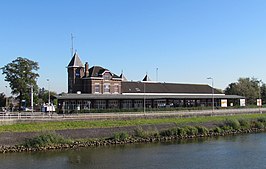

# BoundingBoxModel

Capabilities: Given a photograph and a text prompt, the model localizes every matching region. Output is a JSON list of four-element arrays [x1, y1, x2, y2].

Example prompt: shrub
[[213, 127, 223, 134], [134, 126, 158, 138], [184, 126, 198, 136], [224, 119, 241, 130], [113, 132, 129, 141], [150, 127, 160, 138], [257, 117, 266, 123], [160, 127, 180, 137], [196, 126, 209, 135], [254, 121, 264, 129], [238, 119, 251, 129], [170, 128, 179, 136], [160, 130, 172, 137], [177, 127, 187, 137], [23, 132, 69, 148], [134, 126, 146, 138], [221, 125, 233, 131]]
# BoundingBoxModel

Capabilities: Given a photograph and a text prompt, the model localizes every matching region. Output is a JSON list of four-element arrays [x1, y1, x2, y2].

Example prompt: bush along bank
[[1, 117, 266, 153]]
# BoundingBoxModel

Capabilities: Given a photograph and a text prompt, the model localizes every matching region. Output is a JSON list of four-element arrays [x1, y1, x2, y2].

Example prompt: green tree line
[[224, 77, 266, 105]]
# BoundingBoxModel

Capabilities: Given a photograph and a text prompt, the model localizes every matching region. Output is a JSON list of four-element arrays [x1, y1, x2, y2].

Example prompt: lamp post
[[5, 86, 8, 109], [144, 81, 146, 115], [207, 77, 214, 114], [258, 80, 262, 114], [30, 85, 33, 115], [47, 79, 50, 116]]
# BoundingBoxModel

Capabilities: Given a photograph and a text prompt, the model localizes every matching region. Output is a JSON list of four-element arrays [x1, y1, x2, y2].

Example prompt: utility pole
[[207, 77, 214, 115], [258, 80, 262, 114], [30, 85, 33, 115], [47, 79, 51, 117], [156, 68, 158, 82], [144, 81, 146, 115], [5, 86, 8, 109]]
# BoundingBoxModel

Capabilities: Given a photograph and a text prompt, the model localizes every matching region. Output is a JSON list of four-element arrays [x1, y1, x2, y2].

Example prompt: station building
[[57, 53, 245, 112]]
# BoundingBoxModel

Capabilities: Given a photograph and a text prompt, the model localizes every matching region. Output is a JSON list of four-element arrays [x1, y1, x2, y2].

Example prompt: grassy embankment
[[0, 113, 266, 151], [0, 113, 266, 133], [20, 113, 266, 149]]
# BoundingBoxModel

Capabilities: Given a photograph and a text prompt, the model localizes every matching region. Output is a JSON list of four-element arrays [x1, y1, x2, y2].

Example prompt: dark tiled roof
[[67, 52, 83, 67], [89, 66, 107, 77], [121, 81, 222, 94], [89, 66, 120, 78]]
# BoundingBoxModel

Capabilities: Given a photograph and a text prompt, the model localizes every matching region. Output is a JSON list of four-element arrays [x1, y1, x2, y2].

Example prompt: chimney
[[85, 62, 89, 77]]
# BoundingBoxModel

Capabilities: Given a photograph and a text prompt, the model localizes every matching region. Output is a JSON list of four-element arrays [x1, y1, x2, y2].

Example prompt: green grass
[[1, 113, 266, 133]]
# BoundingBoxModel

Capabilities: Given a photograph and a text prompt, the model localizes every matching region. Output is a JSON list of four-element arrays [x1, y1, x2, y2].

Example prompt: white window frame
[[94, 83, 100, 94], [114, 83, 119, 94], [103, 83, 111, 94]]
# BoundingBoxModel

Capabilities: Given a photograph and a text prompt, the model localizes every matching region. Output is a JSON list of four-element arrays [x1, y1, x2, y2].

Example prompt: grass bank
[[0, 113, 266, 133], [0, 115, 265, 153]]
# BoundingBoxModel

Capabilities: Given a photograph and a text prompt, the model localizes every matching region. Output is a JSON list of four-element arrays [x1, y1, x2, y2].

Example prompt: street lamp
[[5, 86, 8, 109], [207, 77, 214, 114], [258, 80, 262, 114], [30, 85, 33, 115], [47, 79, 51, 116], [144, 81, 146, 115]]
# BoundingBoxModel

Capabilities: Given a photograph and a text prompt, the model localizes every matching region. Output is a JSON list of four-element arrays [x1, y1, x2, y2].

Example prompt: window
[[103, 72, 112, 80], [104, 84, 110, 93], [95, 84, 100, 93], [75, 69, 80, 77], [122, 100, 132, 109], [95, 100, 106, 109], [108, 100, 119, 108], [114, 84, 119, 93]]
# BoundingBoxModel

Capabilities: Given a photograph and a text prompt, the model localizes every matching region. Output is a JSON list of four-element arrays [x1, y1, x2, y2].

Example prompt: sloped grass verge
[[0, 114, 266, 133]]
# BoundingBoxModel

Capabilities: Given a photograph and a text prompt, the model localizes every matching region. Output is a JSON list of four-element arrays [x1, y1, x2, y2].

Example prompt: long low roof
[[57, 93, 244, 100], [121, 81, 222, 94]]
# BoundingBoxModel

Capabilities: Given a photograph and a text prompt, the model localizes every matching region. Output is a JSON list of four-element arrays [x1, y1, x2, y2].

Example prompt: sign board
[[240, 99, 246, 107], [221, 99, 227, 108], [257, 99, 262, 106]]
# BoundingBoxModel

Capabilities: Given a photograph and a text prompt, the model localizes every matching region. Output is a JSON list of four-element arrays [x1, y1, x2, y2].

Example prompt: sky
[[1, 0, 266, 96]]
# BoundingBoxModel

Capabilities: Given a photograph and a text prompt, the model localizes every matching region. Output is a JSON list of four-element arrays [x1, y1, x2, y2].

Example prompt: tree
[[0, 93, 5, 107], [224, 77, 260, 105], [37, 87, 57, 105], [1, 57, 39, 110], [260, 83, 266, 104]]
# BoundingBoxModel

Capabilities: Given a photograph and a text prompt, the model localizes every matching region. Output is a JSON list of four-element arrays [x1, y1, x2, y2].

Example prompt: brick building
[[57, 53, 244, 112]]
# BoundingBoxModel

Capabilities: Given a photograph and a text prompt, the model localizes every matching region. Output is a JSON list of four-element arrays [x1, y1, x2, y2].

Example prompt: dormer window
[[103, 72, 112, 80]]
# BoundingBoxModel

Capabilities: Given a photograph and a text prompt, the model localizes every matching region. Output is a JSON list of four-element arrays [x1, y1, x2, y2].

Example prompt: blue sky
[[1, 0, 266, 95]]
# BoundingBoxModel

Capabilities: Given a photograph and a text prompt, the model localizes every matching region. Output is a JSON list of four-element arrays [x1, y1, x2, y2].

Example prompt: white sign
[[257, 99, 262, 106], [240, 99, 246, 107], [221, 99, 227, 107]]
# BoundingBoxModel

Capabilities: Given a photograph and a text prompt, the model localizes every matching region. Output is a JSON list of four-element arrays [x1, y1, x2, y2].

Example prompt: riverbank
[[0, 114, 266, 153]]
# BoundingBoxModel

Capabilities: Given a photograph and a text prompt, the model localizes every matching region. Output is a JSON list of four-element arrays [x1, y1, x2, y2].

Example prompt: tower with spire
[[67, 52, 84, 93]]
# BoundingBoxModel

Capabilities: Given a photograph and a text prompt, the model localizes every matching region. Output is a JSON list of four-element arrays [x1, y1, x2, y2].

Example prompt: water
[[0, 133, 266, 169]]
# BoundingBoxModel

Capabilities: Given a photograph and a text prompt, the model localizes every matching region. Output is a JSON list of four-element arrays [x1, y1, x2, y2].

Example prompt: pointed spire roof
[[67, 52, 83, 68], [120, 73, 128, 81], [142, 74, 151, 81]]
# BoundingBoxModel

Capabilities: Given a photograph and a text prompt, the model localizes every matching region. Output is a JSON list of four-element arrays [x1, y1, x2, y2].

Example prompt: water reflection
[[0, 133, 266, 169]]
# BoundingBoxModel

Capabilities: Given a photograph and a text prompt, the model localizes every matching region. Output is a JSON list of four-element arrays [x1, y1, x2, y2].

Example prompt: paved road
[[0, 108, 265, 122]]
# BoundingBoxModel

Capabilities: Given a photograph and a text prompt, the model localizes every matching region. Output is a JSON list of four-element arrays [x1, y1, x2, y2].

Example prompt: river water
[[0, 133, 266, 169]]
